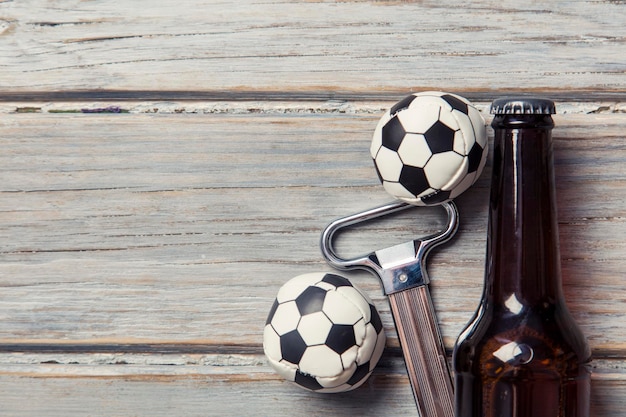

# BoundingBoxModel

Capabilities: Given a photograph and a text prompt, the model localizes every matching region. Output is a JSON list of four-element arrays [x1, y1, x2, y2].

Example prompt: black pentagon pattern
[[399, 165, 430, 196], [347, 363, 371, 386], [421, 190, 452, 205], [424, 120, 456, 154], [321, 273, 353, 288], [441, 94, 468, 115], [369, 304, 383, 334], [295, 286, 327, 316], [467, 142, 484, 173], [266, 299, 279, 325], [295, 370, 324, 391], [381, 116, 406, 152], [390, 94, 417, 116], [326, 324, 357, 354], [280, 330, 308, 364]]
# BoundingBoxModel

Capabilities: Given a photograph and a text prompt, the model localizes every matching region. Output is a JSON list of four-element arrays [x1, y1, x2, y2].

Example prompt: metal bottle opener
[[321, 200, 458, 417]]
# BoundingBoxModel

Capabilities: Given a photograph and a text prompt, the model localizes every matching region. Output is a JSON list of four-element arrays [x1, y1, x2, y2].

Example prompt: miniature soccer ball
[[370, 91, 487, 206], [263, 272, 386, 393]]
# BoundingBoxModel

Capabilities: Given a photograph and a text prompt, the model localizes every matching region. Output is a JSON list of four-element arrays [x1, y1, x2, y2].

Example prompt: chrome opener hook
[[321, 200, 458, 295], [321, 200, 458, 417]]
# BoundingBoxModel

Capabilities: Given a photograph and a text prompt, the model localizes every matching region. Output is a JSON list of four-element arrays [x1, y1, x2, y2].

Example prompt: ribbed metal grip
[[389, 286, 454, 417]]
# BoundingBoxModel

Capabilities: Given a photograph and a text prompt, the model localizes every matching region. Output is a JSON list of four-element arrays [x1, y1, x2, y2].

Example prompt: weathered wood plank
[[1, 0, 624, 413], [1, 0, 624, 93], [1, 109, 624, 415], [1, 111, 624, 349], [0, 353, 624, 415], [0, 356, 624, 416]]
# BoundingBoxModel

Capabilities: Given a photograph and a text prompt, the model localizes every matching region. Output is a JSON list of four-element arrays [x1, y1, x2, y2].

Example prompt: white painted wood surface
[[1, 0, 625, 94], [1, 0, 625, 416]]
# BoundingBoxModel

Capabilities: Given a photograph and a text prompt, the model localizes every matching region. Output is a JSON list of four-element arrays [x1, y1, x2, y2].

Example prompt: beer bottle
[[453, 98, 592, 417]]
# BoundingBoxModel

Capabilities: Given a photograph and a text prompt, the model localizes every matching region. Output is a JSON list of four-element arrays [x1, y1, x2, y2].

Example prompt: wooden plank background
[[1, 1, 625, 416]]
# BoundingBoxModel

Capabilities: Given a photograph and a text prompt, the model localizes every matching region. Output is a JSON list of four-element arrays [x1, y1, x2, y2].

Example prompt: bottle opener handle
[[320, 200, 458, 417]]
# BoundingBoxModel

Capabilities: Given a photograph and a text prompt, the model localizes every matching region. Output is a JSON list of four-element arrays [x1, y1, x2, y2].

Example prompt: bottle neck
[[485, 115, 563, 308]]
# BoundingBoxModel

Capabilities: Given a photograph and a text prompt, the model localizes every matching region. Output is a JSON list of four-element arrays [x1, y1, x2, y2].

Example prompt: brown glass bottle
[[453, 98, 592, 417]]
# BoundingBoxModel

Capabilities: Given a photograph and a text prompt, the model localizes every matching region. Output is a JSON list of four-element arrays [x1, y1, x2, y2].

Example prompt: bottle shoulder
[[453, 301, 591, 376]]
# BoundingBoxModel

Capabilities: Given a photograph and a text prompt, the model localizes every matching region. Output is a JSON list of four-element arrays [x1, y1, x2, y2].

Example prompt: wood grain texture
[[1, 0, 625, 94], [1, 0, 625, 414], [1, 110, 625, 415], [1, 111, 624, 346], [0, 357, 624, 416]]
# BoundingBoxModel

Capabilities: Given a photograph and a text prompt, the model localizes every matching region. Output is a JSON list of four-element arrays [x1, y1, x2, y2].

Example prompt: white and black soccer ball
[[263, 272, 386, 393], [371, 91, 488, 206]]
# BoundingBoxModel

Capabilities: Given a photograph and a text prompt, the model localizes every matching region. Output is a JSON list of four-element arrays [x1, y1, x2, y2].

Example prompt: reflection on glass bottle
[[453, 98, 592, 417]]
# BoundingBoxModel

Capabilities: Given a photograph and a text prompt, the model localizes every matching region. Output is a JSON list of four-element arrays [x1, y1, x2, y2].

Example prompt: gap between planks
[[1, 342, 624, 361], [0, 90, 625, 115], [1, 90, 626, 103], [1, 100, 625, 116]]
